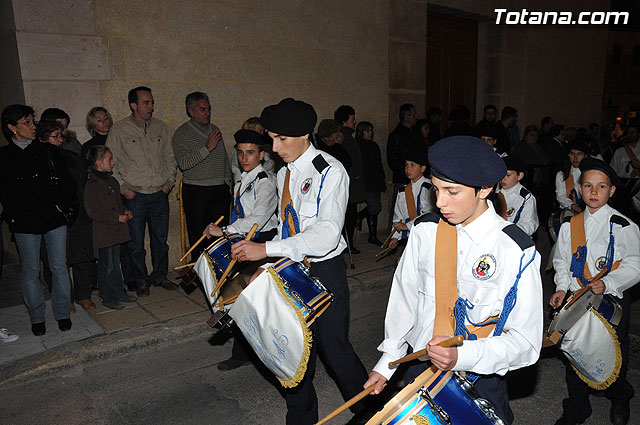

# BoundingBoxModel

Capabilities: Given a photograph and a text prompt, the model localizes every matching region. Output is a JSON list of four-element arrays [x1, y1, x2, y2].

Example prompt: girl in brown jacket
[[84, 146, 136, 310]]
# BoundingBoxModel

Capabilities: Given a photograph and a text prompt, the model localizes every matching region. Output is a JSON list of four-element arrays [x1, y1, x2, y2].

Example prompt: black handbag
[[46, 148, 79, 226]]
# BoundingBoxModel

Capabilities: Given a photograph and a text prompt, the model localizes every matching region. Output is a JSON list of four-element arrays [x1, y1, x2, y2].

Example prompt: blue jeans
[[124, 191, 169, 285], [14, 225, 71, 323], [97, 244, 127, 304]]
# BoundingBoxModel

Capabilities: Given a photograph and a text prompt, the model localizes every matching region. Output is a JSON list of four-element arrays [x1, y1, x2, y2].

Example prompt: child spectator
[[84, 146, 137, 310]]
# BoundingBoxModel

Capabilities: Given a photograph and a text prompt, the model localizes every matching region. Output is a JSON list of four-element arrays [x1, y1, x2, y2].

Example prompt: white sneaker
[[0, 328, 19, 343]]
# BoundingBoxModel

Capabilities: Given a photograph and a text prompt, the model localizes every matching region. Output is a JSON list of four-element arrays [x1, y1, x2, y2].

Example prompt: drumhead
[[548, 291, 598, 334]]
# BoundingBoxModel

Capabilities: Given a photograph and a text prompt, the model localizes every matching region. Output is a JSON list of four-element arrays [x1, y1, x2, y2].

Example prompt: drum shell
[[207, 233, 244, 280], [366, 367, 505, 425], [273, 258, 334, 320]]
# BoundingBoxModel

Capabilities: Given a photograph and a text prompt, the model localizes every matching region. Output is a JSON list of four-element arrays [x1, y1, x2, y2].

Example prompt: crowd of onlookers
[[1, 88, 638, 341]]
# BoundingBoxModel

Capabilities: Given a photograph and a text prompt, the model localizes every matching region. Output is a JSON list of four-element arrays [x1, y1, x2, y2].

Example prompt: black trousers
[[284, 256, 369, 425], [561, 290, 634, 422], [404, 357, 514, 424], [182, 183, 231, 262]]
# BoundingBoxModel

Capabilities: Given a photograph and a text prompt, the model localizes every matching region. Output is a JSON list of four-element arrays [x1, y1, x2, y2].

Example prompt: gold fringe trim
[[267, 267, 313, 388], [571, 308, 622, 390]]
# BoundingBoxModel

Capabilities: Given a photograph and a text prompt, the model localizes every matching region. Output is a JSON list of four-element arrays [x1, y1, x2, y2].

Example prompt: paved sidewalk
[[0, 232, 400, 384]]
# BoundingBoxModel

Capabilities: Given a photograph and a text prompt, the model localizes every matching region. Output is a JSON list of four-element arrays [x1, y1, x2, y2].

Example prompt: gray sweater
[[171, 120, 231, 186]]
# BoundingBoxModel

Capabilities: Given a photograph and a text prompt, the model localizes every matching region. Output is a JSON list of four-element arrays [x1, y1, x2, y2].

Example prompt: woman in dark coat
[[356, 121, 385, 245], [0, 105, 76, 336], [37, 120, 96, 311]]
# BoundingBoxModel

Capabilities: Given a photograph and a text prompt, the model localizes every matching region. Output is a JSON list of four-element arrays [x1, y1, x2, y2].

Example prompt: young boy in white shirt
[[364, 136, 543, 424], [496, 156, 539, 237], [388, 152, 435, 249], [551, 157, 640, 425]]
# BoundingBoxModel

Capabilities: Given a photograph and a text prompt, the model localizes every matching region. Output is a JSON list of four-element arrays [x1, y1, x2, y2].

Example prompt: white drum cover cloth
[[195, 253, 222, 310], [560, 308, 622, 389], [228, 267, 312, 388]]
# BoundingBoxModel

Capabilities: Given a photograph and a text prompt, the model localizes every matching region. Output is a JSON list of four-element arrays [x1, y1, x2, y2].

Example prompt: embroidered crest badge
[[595, 256, 607, 271], [506, 207, 515, 217], [472, 254, 497, 280], [301, 178, 312, 195], [245, 183, 253, 193]]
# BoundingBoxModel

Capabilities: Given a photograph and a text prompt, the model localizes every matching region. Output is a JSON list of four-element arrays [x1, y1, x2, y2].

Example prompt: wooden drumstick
[[376, 245, 394, 257], [388, 335, 464, 368], [315, 384, 376, 425], [211, 223, 259, 297], [179, 215, 224, 262], [563, 285, 592, 310], [174, 262, 195, 270], [380, 229, 397, 249]]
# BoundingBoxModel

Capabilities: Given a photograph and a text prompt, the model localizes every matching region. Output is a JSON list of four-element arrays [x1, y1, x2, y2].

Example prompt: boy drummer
[[388, 151, 435, 250], [203, 129, 279, 371], [204, 129, 278, 243], [495, 156, 539, 237], [230, 98, 370, 425], [550, 158, 640, 425], [364, 136, 543, 424]]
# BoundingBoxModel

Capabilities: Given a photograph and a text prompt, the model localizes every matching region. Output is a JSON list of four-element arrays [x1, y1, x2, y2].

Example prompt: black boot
[[367, 215, 383, 246]]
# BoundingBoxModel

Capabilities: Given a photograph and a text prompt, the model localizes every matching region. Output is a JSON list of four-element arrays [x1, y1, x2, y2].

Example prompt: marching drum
[[195, 233, 247, 310], [366, 365, 505, 425], [547, 208, 575, 242], [548, 290, 622, 334], [228, 259, 334, 388], [547, 290, 623, 389]]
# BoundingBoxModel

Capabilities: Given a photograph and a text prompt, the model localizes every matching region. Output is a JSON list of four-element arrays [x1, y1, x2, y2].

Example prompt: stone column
[[1, 0, 109, 142]]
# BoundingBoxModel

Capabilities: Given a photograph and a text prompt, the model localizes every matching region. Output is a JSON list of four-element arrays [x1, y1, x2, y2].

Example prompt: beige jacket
[[106, 116, 177, 194]]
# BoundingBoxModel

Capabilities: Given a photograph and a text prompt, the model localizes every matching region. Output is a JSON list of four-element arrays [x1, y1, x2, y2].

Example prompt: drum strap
[[624, 143, 640, 171], [565, 173, 579, 204], [404, 183, 419, 221], [569, 212, 620, 286], [433, 220, 498, 339], [281, 168, 301, 239], [494, 192, 508, 220]]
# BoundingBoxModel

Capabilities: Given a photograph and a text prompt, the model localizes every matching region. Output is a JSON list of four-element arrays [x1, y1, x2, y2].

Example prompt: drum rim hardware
[[416, 387, 451, 425]]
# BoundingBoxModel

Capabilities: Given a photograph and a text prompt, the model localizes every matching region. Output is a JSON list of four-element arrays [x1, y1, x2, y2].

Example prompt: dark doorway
[[426, 12, 478, 132]]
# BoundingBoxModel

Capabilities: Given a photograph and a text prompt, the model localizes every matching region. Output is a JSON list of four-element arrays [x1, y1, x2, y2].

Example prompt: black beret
[[429, 136, 507, 186], [405, 146, 428, 166], [579, 157, 621, 187], [260, 98, 317, 137], [234, 129, 266, 146], [567, 139, 589, 154], [477, 122, 499, 139], [503, 156, 527, 173]]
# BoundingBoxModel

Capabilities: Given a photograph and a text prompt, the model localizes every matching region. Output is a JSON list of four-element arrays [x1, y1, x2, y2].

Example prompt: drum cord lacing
[[452, 250, 536, 383], [512, 194, 530, 224], [315, 166, 331, 216], [570, 221, 615, 286]]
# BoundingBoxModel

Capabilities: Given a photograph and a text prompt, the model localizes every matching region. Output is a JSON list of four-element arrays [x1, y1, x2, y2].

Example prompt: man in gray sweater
[[172, 92, 232, 261]]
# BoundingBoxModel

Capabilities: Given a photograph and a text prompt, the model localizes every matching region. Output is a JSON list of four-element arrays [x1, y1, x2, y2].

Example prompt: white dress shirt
[[610, 143, 640, 179], [555, 167, 581, 210], [226, 163, 278, 235], [265, 144, 348, 263], [392, 176, 436, 240], [373, 203, 543, 380], [497, 182, 538, 236], [553, 204, 640, 298]]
